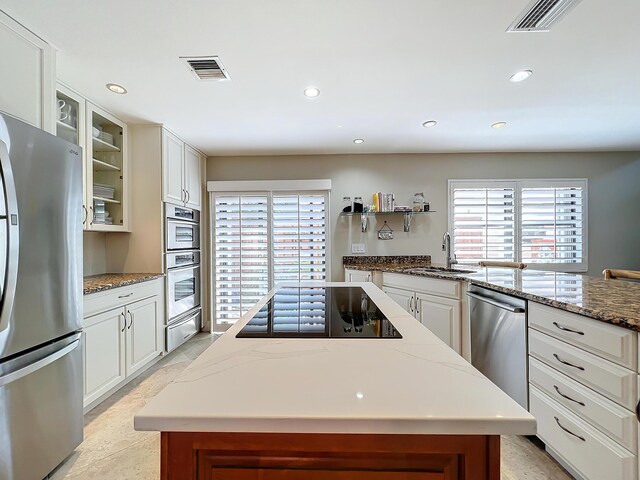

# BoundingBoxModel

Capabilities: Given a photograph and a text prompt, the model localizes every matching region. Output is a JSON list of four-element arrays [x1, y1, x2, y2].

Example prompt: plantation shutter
[[214, 195, 269, 323], [451, 185, 516, 262], [272, 193, 327, 284], [520, 183, 585, 265]]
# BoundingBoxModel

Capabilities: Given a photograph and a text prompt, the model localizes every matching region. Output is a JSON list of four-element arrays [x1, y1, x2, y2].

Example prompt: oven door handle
[[167, 264, 200, 274], [466, 291, 525, 313]]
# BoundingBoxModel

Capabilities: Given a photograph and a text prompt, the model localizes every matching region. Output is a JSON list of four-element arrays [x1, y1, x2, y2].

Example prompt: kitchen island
[[135, 283, 535, 480]]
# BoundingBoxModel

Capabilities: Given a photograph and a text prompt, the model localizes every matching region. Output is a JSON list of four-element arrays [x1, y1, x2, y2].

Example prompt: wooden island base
[[161, 432, 500, 480]]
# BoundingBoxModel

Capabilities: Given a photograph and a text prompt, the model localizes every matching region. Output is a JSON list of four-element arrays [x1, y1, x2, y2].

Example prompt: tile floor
[[50, 332, 572, 480]]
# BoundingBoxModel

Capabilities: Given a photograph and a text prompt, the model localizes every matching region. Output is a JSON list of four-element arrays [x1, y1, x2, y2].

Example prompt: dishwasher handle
[[466, 291, 525, 314]]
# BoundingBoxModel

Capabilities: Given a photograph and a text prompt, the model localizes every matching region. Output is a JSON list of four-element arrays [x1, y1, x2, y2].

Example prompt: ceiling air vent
[[181, 56, 230, 81], [507, 0, 582, 32]]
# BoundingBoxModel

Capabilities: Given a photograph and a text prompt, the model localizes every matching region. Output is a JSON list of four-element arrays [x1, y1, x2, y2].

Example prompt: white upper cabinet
[[162, 129, 185, 205], [162, 129, 203, 210], [184, 144, 202, 210], [0, 10, 55, 132]]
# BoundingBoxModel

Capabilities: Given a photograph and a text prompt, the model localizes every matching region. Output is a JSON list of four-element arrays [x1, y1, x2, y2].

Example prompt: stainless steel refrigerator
[[0, 113, 83, 480]]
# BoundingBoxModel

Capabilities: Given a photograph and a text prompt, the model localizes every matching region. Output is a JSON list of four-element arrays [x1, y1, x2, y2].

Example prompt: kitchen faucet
[[442, 232, 458, 269]]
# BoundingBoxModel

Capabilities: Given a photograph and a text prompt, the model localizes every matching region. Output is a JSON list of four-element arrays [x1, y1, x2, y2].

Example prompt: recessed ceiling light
[[304, 87, 320, 98], [106, 83, 127, 94], [353, 139, 364, 144], [492, 122, 507, 129], [422, 120, 437, 128], [509, 70, 532, 82]]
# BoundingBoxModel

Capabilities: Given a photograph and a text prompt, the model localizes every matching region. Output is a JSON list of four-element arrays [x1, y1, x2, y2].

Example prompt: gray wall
[[207, 152, 640, 278]]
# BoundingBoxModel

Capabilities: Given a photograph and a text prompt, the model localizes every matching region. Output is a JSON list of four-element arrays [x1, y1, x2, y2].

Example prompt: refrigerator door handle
[[0, 335, 81, 387], [0, 140, 20, 333]]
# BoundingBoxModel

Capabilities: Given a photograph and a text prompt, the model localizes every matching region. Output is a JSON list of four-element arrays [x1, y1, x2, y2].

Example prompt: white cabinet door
[[125, 296, 162, 376], [416, 293, 461, 353], [382, 286, 415, 317], [345, 269, 372, 282], [184, 144, 202, 210], [83, 308, 126, 407], [163, 129, 185, 205], [0, 11, 55, 132]]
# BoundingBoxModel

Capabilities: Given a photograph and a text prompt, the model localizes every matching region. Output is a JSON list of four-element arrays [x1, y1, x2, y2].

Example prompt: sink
[[401, 267, 475, 275]]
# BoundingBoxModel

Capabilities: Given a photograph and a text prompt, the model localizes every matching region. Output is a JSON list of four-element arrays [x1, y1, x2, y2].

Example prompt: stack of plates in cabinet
[[93, 183, 115, 199], [93, 200, 112, 225]]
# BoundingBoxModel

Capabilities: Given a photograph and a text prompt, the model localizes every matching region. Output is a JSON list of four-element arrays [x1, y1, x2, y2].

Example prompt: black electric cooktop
[[236, 287, 402, 338]]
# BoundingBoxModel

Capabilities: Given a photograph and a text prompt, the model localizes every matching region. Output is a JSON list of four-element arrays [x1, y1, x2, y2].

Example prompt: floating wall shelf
[[339, 211, 436, 233]]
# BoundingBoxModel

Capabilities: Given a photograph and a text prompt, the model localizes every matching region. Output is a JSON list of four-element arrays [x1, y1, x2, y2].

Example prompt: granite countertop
[[84, 273, 165, 295], [135, 282, 535, 435], [344, 256, 640, 332]]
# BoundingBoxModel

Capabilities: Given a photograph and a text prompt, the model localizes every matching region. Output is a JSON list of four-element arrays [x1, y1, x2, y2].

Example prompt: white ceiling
[[2, 0, 640, 156]]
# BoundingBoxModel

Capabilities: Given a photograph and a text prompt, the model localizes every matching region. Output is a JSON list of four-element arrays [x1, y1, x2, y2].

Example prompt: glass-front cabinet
[[55, 84, 88, 228], [86, 102, 128, 231], [55, 87, 129, 232]]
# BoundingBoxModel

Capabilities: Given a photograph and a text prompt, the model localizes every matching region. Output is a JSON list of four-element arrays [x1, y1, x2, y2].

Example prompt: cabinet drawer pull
[[554, 416, 586, 442], [553, 321, 584, 335], [118, 293, 134, 298], [553, 353, 585, 371], [553, 385, 585, 406]]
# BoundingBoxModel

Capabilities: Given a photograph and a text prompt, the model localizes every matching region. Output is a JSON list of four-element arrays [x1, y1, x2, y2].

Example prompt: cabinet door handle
[[185, 190, 190, 204], [82, 205, 88, 225], [120, 313, 126, 332], [127, 311, 133, 330], [409, 295, 415, 313], [89, 206, 95, 225], [553, 322, 584, 335], [553, 353, 585, 371], [553, 385, 585, 406], [554, 416, 586, 442]]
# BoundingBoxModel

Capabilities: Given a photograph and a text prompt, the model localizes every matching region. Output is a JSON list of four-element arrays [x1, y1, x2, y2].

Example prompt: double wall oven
[[165, 204, 201, 352]]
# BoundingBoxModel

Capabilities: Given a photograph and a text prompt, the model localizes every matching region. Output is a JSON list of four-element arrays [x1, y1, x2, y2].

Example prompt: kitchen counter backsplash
[[343, 255, 431, 268], [84, 273, 165, 295], [343, 256, 640, 332]]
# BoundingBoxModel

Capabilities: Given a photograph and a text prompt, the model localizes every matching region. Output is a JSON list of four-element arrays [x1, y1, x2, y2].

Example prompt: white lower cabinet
[[382, 273, 462, 353], [83, 280, 164, 409], [528, 304, 639, 480], [531, 386, 637, 480], [83, 308, 126, 405], [415, 294, 461, 353]]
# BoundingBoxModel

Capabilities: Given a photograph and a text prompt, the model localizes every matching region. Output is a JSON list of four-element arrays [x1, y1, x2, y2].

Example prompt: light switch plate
[[351, 243, 366, 254]]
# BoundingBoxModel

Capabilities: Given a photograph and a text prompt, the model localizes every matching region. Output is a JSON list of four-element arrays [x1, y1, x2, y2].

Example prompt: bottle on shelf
[[413, 192, 425, 212], [342, 196, 352, 213], [353, 196, 364, 213]]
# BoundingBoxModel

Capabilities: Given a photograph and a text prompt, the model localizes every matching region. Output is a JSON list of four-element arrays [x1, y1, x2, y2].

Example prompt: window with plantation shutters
[[449, 179, 587, 272], [451, 185, 515, 262], [214, 195, 269, 323], [211, 185, 330, 326], [520, 182, 585, 266], [272, 194, 327, 284]]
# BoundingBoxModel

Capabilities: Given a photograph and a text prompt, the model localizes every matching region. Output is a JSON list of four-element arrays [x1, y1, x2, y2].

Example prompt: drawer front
[[382, 273, 460, 299], [531, 386, 636, 480], [166, 309, 201, 352], [530, 302, 637, 370], [530, 356, 637, 451], [84, 280, 161, 318], [529, 329, 637, 410]]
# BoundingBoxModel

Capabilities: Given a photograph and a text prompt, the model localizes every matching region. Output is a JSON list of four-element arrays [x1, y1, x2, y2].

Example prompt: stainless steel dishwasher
[[467, 285, 528, 409]]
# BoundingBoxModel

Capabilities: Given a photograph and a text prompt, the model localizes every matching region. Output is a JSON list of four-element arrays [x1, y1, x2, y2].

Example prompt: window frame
[[208, 180, 332, 330], [448, 178, 588, 272]]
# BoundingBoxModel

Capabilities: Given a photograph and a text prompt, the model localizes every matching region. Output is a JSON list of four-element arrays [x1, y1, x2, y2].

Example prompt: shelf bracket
[[403, 212, 413, 232], [361, 214, 369, 232]]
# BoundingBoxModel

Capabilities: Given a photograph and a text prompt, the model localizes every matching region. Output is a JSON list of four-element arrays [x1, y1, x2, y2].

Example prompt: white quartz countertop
[[134, 282, 536, 435]]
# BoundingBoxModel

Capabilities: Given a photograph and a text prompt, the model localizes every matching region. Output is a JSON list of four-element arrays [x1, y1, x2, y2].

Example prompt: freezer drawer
[[0, 333, 83, 480], [166, 309, 201, 352]]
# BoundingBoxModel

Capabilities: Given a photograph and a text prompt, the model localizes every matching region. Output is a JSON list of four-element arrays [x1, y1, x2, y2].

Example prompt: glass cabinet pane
[[55, 91, 80, 145], [91, 110, 123, 227]]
